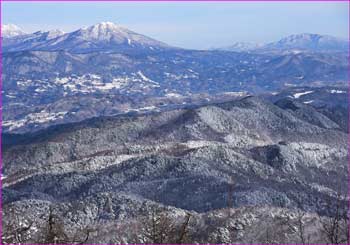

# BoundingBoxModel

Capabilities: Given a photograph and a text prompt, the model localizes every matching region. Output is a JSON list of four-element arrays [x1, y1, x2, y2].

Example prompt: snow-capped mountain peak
[[2, 24, 26, 38], [217, 42, 263, 52], [264, 33, 348, 51], [45, 29, 65, 39], [3, 21, 173, 53], [77, 22, 130, 41], [47, 21, 172, 52], [83, 21, 119, 30], [91, 21, 121, 30]]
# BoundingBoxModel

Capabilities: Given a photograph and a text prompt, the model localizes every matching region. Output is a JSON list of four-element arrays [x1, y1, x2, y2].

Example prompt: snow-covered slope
[[42, 22, 171, 52], [3, 29, 65, 52], [3, 22, 173, 53], [2, 24, 26, 38]]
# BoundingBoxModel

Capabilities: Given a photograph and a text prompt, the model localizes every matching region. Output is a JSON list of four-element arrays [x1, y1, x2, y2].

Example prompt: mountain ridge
[[219, 33, 348, 53], [3, 96, 347, 223], [2, 22, 175, 53], [3, 23, 348, 53]]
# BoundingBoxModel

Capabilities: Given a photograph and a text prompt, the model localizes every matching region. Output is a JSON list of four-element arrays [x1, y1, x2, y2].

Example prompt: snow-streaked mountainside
[[2, 24, 26, 38], [3, 22, 173, 53], [2, 22, 349, 244], [2, 29, 66, 52], [219, 33, 348, 52], [3, 95, 348, 243]]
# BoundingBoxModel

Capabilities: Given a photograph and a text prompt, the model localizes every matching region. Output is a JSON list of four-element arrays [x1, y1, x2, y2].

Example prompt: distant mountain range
[[2, 22, 348, 134], [3, 23, 348, 53], [3, 22, 172, 53], [217, 33, 348, 53]]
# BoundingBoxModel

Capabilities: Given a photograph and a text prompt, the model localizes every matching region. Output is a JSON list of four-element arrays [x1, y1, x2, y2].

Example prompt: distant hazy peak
[[219, 33, 348, 52], [217, 42, 264, 52], [264, 33, 348, 51], [33, 29, 66, 39], [2, 24, 26, 37]]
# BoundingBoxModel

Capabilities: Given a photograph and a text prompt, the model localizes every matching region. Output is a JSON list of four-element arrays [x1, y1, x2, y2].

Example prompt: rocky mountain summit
[[3, 96, 348, 243]]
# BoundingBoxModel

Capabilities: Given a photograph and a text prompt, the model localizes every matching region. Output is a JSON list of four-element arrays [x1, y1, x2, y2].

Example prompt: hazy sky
[[3, 1, 349, 49]]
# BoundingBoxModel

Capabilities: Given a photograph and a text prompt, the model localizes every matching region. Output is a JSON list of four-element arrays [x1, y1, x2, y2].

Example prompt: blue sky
[[3, 1, 349, 49]]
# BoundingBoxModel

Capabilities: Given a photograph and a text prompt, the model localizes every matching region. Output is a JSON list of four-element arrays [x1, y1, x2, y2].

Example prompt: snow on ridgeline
[[125, 105, 158, 113]]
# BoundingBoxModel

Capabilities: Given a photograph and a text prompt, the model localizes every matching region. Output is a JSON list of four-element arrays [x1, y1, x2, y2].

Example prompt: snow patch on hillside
[[329, 90, 346, 94], [137, 71, 158, 85], [165, 93, 182, 98], [293, 91, 313, 98], [3, 111, 67, 131]]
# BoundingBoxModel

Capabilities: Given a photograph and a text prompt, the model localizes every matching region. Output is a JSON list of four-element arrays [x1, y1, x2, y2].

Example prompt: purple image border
[[0, 0, 349, 245]]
